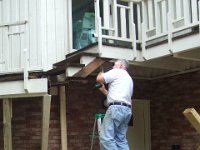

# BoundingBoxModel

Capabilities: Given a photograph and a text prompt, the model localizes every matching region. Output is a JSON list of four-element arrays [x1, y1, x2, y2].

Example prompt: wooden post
[[41, 95, 51, 150], [183, 108, 200, 134], [197, 145, 200, 150], [3, 98, 12, 150], [60, 86, 68, 150]]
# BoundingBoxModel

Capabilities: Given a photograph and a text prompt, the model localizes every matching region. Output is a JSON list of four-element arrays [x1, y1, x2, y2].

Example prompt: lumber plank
[[3, 99, 12, 150], [74, 58, 106, 77], [60, 86, 68, 150], [41, 95, 51, 150], [183, 108, 200, 134]]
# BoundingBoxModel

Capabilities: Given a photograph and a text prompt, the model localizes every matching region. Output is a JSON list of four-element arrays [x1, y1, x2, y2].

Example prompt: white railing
[[138, 0, 200, 39], [94, 0, 137, 55], [94, 0, 200, 54]]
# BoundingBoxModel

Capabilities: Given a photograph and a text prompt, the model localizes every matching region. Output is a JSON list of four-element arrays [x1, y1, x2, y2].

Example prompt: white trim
[[101, 35, 132, 42], [101, 27, 115, 31], [0, 78, 48, 97], [7, 31, 24, 36], [0, 93, 48, 99], [116, 4, 130, 9], [23, 49, 29, 92], [0, 67, 43, 75], [0, 20, 27, 28]]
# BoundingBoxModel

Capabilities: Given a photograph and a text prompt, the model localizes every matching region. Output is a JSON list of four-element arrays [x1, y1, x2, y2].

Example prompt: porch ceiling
[[128, 48, 200, 80], [95, 48, 200, 80]]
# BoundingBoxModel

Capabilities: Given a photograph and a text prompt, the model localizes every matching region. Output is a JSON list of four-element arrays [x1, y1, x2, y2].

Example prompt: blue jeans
[[99, 105, 132, 150]]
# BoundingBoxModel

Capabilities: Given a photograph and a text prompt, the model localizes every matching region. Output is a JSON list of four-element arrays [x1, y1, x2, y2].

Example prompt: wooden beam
[[3, 99, 12, 150], [183, 108, 200, 134], [0, 78, 48, 97], [74, 58, 106, 77], [41, 95, 51, 150], [60, 86, 68, 150]]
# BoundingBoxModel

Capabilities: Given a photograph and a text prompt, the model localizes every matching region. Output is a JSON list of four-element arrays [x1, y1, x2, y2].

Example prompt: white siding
[[0, 0, 69, 73], [29, 0, 41, 69], [40, 0, 68, 70], [0, 1, 2, 71], [55, 0, 66, 61]]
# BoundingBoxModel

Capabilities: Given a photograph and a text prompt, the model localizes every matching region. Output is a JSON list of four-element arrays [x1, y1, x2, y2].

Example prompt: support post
[[41, 95, 51, 150], [3, 98, 12, 150], [60, 86, 68, 150]]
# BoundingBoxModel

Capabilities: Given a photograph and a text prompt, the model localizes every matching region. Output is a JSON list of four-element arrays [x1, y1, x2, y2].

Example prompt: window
[[72, 0, 96, 49]]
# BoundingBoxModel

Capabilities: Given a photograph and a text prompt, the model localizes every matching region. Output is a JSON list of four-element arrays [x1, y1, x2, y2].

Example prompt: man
[[96, 59, 134, 150]]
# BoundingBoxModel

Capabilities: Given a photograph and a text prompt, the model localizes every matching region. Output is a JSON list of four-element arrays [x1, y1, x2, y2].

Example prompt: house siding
[[0, 0, 68, 73]]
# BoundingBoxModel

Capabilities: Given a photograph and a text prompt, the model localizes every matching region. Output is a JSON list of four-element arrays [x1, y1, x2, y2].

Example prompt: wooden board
[[74, 58, 105, 77], [183, 108, 200, 134]]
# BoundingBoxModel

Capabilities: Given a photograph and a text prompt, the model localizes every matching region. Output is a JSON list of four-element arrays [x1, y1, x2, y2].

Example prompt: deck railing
[[141, 0, 199, 39], [94, 0, 200, 54], [94, 0, 137, 56]]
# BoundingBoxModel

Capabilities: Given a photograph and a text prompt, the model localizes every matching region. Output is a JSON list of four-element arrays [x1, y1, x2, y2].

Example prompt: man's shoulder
[[105, 68, 128, 77]]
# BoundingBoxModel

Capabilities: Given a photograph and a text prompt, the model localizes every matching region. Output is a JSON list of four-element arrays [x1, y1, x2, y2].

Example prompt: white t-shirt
[[103, 68, 133, 105]]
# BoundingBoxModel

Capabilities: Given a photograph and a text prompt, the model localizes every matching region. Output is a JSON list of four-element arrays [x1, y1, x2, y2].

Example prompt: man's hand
[[96, 72, 108, 95]]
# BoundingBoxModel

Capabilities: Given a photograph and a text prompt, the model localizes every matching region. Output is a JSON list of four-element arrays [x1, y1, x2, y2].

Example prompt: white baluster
[[183, 0, 191, 26], [191, 0, 198, 23], [147, 0, 154, 29], [176, 0, 182, 20], [161, 0, 167, 33], [94, 0, 102, 54], [112, 0, 118, 37], [120, 7, 127, 38], [137, 3, 142, 41], [103, 0, 110, 28], [142, 0, 148, 36], [129, 1, 137, 59], [145, 0, 156, 38], [154, 0, 161, 34]]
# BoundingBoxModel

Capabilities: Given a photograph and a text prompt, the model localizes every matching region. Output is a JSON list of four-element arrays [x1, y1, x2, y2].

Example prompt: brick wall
[[148, 71, 200, 150], [0, 98, 43, 150], [65, 81, 106, 150], [0, 71, 199, 150]]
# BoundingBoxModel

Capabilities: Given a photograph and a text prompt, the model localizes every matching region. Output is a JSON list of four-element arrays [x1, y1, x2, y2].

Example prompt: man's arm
[[96, 72, 105, 83], [96, 72, 108, 96]]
